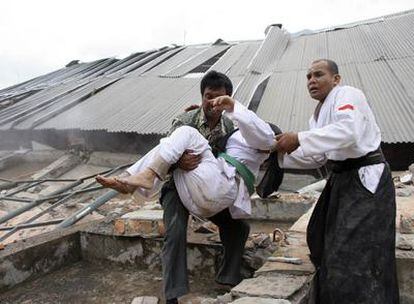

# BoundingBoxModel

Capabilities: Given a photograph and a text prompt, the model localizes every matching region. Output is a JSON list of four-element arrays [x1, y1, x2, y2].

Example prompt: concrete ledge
[[80, 232, 219, 276], [251, 193, 314, 222], [0, 220, 100, 291], [0, 233, 80, 291], [87, 151, 139, 168], [231, 274, 308, 300]]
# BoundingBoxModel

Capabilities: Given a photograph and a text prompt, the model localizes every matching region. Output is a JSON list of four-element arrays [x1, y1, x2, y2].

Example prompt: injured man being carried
[[96, 96, 283, 219]]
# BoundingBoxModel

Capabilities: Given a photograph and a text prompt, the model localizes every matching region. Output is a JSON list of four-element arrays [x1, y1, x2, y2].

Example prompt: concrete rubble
[[1, 152, 414, 303]]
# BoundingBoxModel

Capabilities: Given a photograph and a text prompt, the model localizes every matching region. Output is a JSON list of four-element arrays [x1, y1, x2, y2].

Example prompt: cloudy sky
[[0, 0, 412, 89]]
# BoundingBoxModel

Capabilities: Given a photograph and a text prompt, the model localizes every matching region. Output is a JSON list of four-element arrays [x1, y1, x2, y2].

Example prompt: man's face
[[306, 61, 340, 102], [202, 86, 228, 121]]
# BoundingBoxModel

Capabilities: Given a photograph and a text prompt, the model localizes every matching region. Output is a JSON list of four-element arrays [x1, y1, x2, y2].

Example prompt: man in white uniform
[[276, 59, 399, 304], [100, 96, 275, 219]]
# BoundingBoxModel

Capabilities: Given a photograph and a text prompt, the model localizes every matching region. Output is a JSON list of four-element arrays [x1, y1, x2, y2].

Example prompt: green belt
[[218, 152, 255, 195]]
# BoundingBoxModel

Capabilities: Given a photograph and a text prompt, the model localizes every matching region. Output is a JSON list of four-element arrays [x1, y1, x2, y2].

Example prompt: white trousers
[[127, 126, 238, 218]]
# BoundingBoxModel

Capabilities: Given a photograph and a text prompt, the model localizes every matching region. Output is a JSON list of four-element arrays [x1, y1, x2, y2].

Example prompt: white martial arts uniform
[[280, 85, 384, 193], [127, 101, 274, 218]]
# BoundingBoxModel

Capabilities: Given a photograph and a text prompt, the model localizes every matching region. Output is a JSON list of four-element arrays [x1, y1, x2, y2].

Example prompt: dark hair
[[312, 59, 339, 75], [200, 70, 233, 96]]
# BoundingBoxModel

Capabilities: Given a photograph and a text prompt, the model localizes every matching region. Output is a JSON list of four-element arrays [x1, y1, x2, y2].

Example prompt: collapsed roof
[[0, 9, 413, 143]]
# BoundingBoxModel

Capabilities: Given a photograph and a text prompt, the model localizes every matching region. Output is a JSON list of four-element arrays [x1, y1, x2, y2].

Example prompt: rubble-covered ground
[[0, 260, 225, 304], [1, 148, 414, 303]]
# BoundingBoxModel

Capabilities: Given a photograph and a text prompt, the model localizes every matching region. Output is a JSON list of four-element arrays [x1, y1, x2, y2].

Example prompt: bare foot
[[115, 169, 156, 189], [95, 175, 132, 194]]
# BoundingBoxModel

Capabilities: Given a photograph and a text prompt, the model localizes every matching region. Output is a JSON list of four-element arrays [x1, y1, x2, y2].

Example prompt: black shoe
[[166, 298, 178, 304]]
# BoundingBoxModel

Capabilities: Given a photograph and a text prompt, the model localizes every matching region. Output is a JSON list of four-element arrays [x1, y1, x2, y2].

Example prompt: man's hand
[[275, 132, 300, 154], [184, 104, 200, 112], [177, 149, 202, 171], [211, 95, 235, 113]]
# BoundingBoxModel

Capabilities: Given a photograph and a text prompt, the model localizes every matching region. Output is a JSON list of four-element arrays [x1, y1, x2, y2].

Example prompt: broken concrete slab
[[121, 210, 163, 221], [231, 274, 308, 300], [131, 296, 159, 304], [230, 298, 291, 304], [31, 154, 81, 180], [87, 151, 139, 168], [250, 193, 314, 222], [255, 244, 314, 277], [113, 210, 165, 237]]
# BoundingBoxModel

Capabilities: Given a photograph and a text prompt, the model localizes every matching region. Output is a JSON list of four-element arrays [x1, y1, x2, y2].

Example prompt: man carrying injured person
[[275, 59, 399, 304], [97, 95, 275, 218]]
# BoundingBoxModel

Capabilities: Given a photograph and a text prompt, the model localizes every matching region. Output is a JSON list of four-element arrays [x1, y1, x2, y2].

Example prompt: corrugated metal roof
[[143, 46, 208, 76], [0, 9, 412, 143], [161, 45, 230, 78]]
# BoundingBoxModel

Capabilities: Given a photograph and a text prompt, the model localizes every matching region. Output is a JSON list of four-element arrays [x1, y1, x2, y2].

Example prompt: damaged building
[[0, 8, 414, 304]]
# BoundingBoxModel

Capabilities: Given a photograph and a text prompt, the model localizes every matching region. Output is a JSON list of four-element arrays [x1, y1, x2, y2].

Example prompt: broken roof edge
[[291, 8, 414, 38]]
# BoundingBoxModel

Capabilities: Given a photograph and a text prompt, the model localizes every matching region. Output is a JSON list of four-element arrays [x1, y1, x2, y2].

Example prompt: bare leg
[[95, 175, 134, 194], [116, 168, 157, 189]]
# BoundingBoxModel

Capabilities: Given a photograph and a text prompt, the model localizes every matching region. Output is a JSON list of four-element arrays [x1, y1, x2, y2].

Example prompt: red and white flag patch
[[338, 104, 355, 111]]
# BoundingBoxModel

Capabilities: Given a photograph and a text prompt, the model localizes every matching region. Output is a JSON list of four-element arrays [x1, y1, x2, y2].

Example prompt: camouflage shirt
[[168, 107, 234, 155]]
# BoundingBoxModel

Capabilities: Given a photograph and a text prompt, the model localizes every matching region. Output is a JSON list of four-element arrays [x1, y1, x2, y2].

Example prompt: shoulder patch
[[338, 104, 354, 111]]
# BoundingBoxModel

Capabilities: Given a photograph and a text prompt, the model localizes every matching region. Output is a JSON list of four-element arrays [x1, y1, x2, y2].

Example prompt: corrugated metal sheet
[[227, 42, 261, 76], [369, 16, 414, 60], [13, 77, 119, 130], [357, 60, 414, 143], [247, 26, 289, 73], [0, 80, 90, 127], [233, 73, 270, 106], [161, 45, 230, 78], [36, 77, 197, 132], [275, 37, 306, 72], [126, 47, 185, 77], [387, 57, 414, 100], [208, 42, 260, 76], [143, 46, 208, 76], [300, 32, 328, 69], [37, 75, 243, 134], [255, 71, 313, 132]]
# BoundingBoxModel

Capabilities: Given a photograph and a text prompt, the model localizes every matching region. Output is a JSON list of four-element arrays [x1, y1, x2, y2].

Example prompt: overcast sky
[[0, 0, 412, 89]]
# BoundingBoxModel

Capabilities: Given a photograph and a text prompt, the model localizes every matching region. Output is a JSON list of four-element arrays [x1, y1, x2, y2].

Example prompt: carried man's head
[[306, 59, 341, 102], [200, 71, 233, 121]]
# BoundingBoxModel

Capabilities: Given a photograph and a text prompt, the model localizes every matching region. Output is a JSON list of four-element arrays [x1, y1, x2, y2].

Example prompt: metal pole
[[0, 219, 64, 231], [0, 163, 132, 240], [0, 186, 103, 242], [0, 180, 43, 200], [56, 163, 134, 229], [0, 197, 32, 203], [57, 190, 118, 228]]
